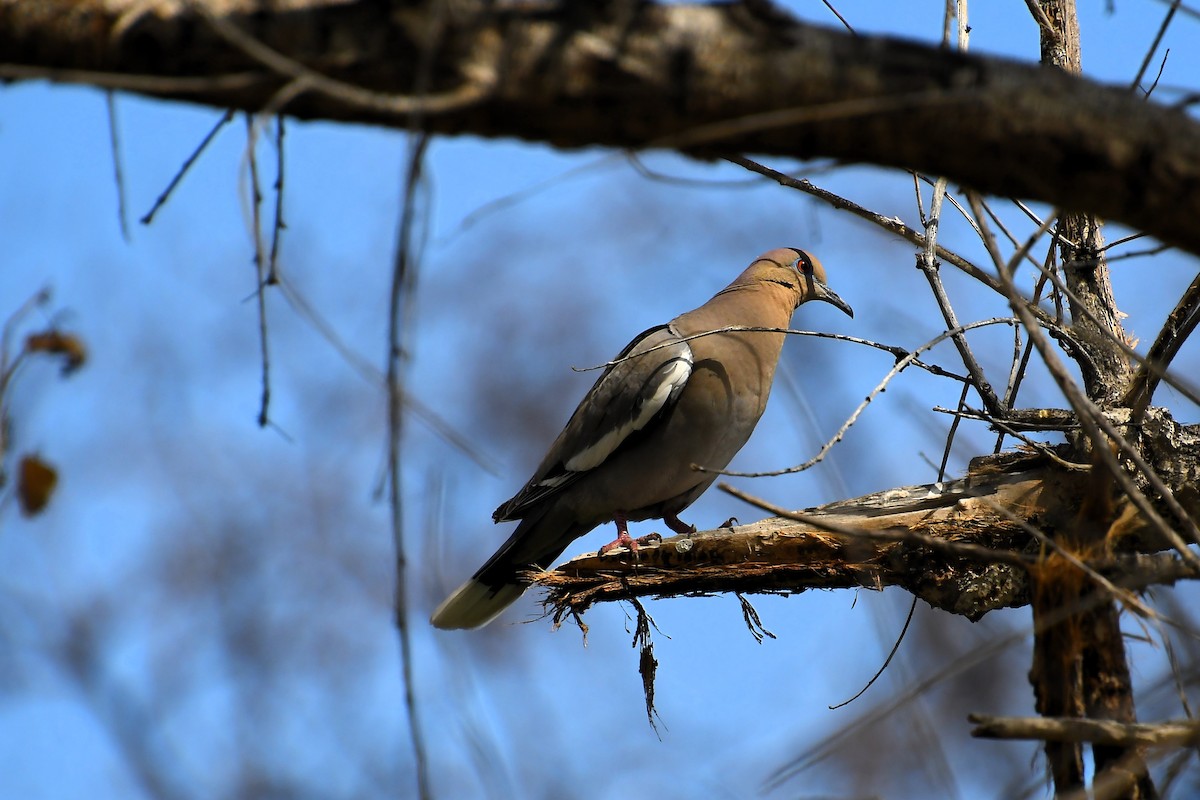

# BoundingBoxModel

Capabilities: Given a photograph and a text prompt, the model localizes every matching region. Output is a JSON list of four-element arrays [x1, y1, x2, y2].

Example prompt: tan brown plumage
[[431, 248, 852, 629]]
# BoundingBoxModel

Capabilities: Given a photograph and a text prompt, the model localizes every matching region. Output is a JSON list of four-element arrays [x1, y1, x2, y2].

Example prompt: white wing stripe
[[564, 356, 692, 472]]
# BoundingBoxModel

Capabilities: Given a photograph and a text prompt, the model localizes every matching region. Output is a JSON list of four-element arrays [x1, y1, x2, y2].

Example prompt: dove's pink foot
[[599, 514, 663, 555]]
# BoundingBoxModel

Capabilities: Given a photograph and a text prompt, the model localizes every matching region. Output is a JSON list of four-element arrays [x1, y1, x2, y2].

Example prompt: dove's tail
[[430, 508, 593, 630]]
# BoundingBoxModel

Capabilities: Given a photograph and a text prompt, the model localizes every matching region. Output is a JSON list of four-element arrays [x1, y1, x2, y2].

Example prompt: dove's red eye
[[792, 253, 813, 275]]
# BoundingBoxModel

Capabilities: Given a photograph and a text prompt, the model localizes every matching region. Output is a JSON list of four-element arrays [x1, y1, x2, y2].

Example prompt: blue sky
[[2, 2, 1200, 798]]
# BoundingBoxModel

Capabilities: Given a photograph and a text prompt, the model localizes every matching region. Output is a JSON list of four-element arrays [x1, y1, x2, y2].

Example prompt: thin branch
[[914, 249, 1003, 415], [1008, 226, 1200, 410], [244, 114, 272, 428], [1107, 244, 1170, 263], [719, 483, 1034, 569], [969, 192, 1200, 570], [1143, 48, 1171, 99], [387, 130, 432, 798], [995, 319, 1025, 451], [1124, 273, 1200, 419], [725, 157, 1054, 323], [576, 325, 967, 383], [1099, 231, 1148, 253], [827, 595, 915, 710], [931, 406, 1088, 470], [140, 109, 235, 225], [703, 317, 1017, 478], [765, 579, 1148, 791], [969, 714, 1199, 747], [818, 0, 856, 34], [383, 6, 444, 790], [267, 115, 286, 285], [913, 173, 981, 238], [936, 383, 970, 481], [1012, 198, 1078, 249], [1131, 0, 1181, 92], [104, 90, 130, 242]]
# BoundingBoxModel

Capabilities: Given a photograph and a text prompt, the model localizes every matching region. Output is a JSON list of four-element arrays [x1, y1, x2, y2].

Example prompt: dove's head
[[741, 247, 854, 318]]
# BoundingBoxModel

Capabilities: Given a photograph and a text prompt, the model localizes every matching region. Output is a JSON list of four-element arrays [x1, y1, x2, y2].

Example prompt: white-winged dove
[[431, 248, 852, 629]]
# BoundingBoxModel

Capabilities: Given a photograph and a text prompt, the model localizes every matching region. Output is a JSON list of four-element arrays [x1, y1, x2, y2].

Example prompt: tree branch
[[533, 446, 1200, 624], [970, 714, 1200, 747], [5, 0, 1200, 254]]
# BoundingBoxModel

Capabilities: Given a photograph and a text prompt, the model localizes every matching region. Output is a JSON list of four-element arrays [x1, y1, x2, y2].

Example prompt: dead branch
[[533, 438, 1200, 623], [969, 714, 1200, 747]]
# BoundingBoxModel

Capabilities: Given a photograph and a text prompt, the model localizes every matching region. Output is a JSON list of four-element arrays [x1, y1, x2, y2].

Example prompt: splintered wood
[[535, 418, 1200, 624], [533, 450, 1072, 621]]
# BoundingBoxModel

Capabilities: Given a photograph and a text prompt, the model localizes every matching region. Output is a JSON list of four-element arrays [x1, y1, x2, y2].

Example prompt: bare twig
[[244, 114, 272, 428], [727, 157, 1055, 322], [1106, 244, 1170, 263], [1143, 49, 1171, 99], [931, 406, 1088, 470], [827, 596, 915, 710], [915, 248, 1003, 414], [765, 582, 1145, 791], [1099, 232, 1148, 253], [1124, 273, 1200, 419], [387, 129, 432, 798], [969, 714, 1199, 747], [267, 116, 286, 285], [140, 109, 235, 225], [576, 325, 966, 383], [104, 91, 130, 242], [1005, 229, 1200, 410], [995, 320, 1025, 451], [1131, 0, 1182, 92], [969, 192, 1200, 570], [912, 173, 981, 238], [936, 383, 970, 480], [719, 483, 1033, 569], [818, 0, 856, 34], [705, 318, 1017, 478]]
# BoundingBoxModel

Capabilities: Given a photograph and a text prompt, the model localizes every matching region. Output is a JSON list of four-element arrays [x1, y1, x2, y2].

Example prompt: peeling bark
[[534, 429, 1200, 622]]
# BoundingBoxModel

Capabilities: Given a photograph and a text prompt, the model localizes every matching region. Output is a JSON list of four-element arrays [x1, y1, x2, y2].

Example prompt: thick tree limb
[[534, 434, 1200, 623], [5, 0, 1200, 254]]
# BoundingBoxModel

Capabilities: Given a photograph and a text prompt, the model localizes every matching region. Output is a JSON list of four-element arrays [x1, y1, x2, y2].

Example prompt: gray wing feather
[[494, 323, 693, 522]]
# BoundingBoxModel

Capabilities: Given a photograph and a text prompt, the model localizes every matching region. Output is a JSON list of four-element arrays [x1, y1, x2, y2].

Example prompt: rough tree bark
[[1026, 2, 1153, 796], [4, 0, 1200, 255], [536, 411, 1200, 615]]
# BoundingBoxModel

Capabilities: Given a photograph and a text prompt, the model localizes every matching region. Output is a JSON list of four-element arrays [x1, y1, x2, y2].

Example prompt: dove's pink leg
[[598, 513, 663, 555]]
